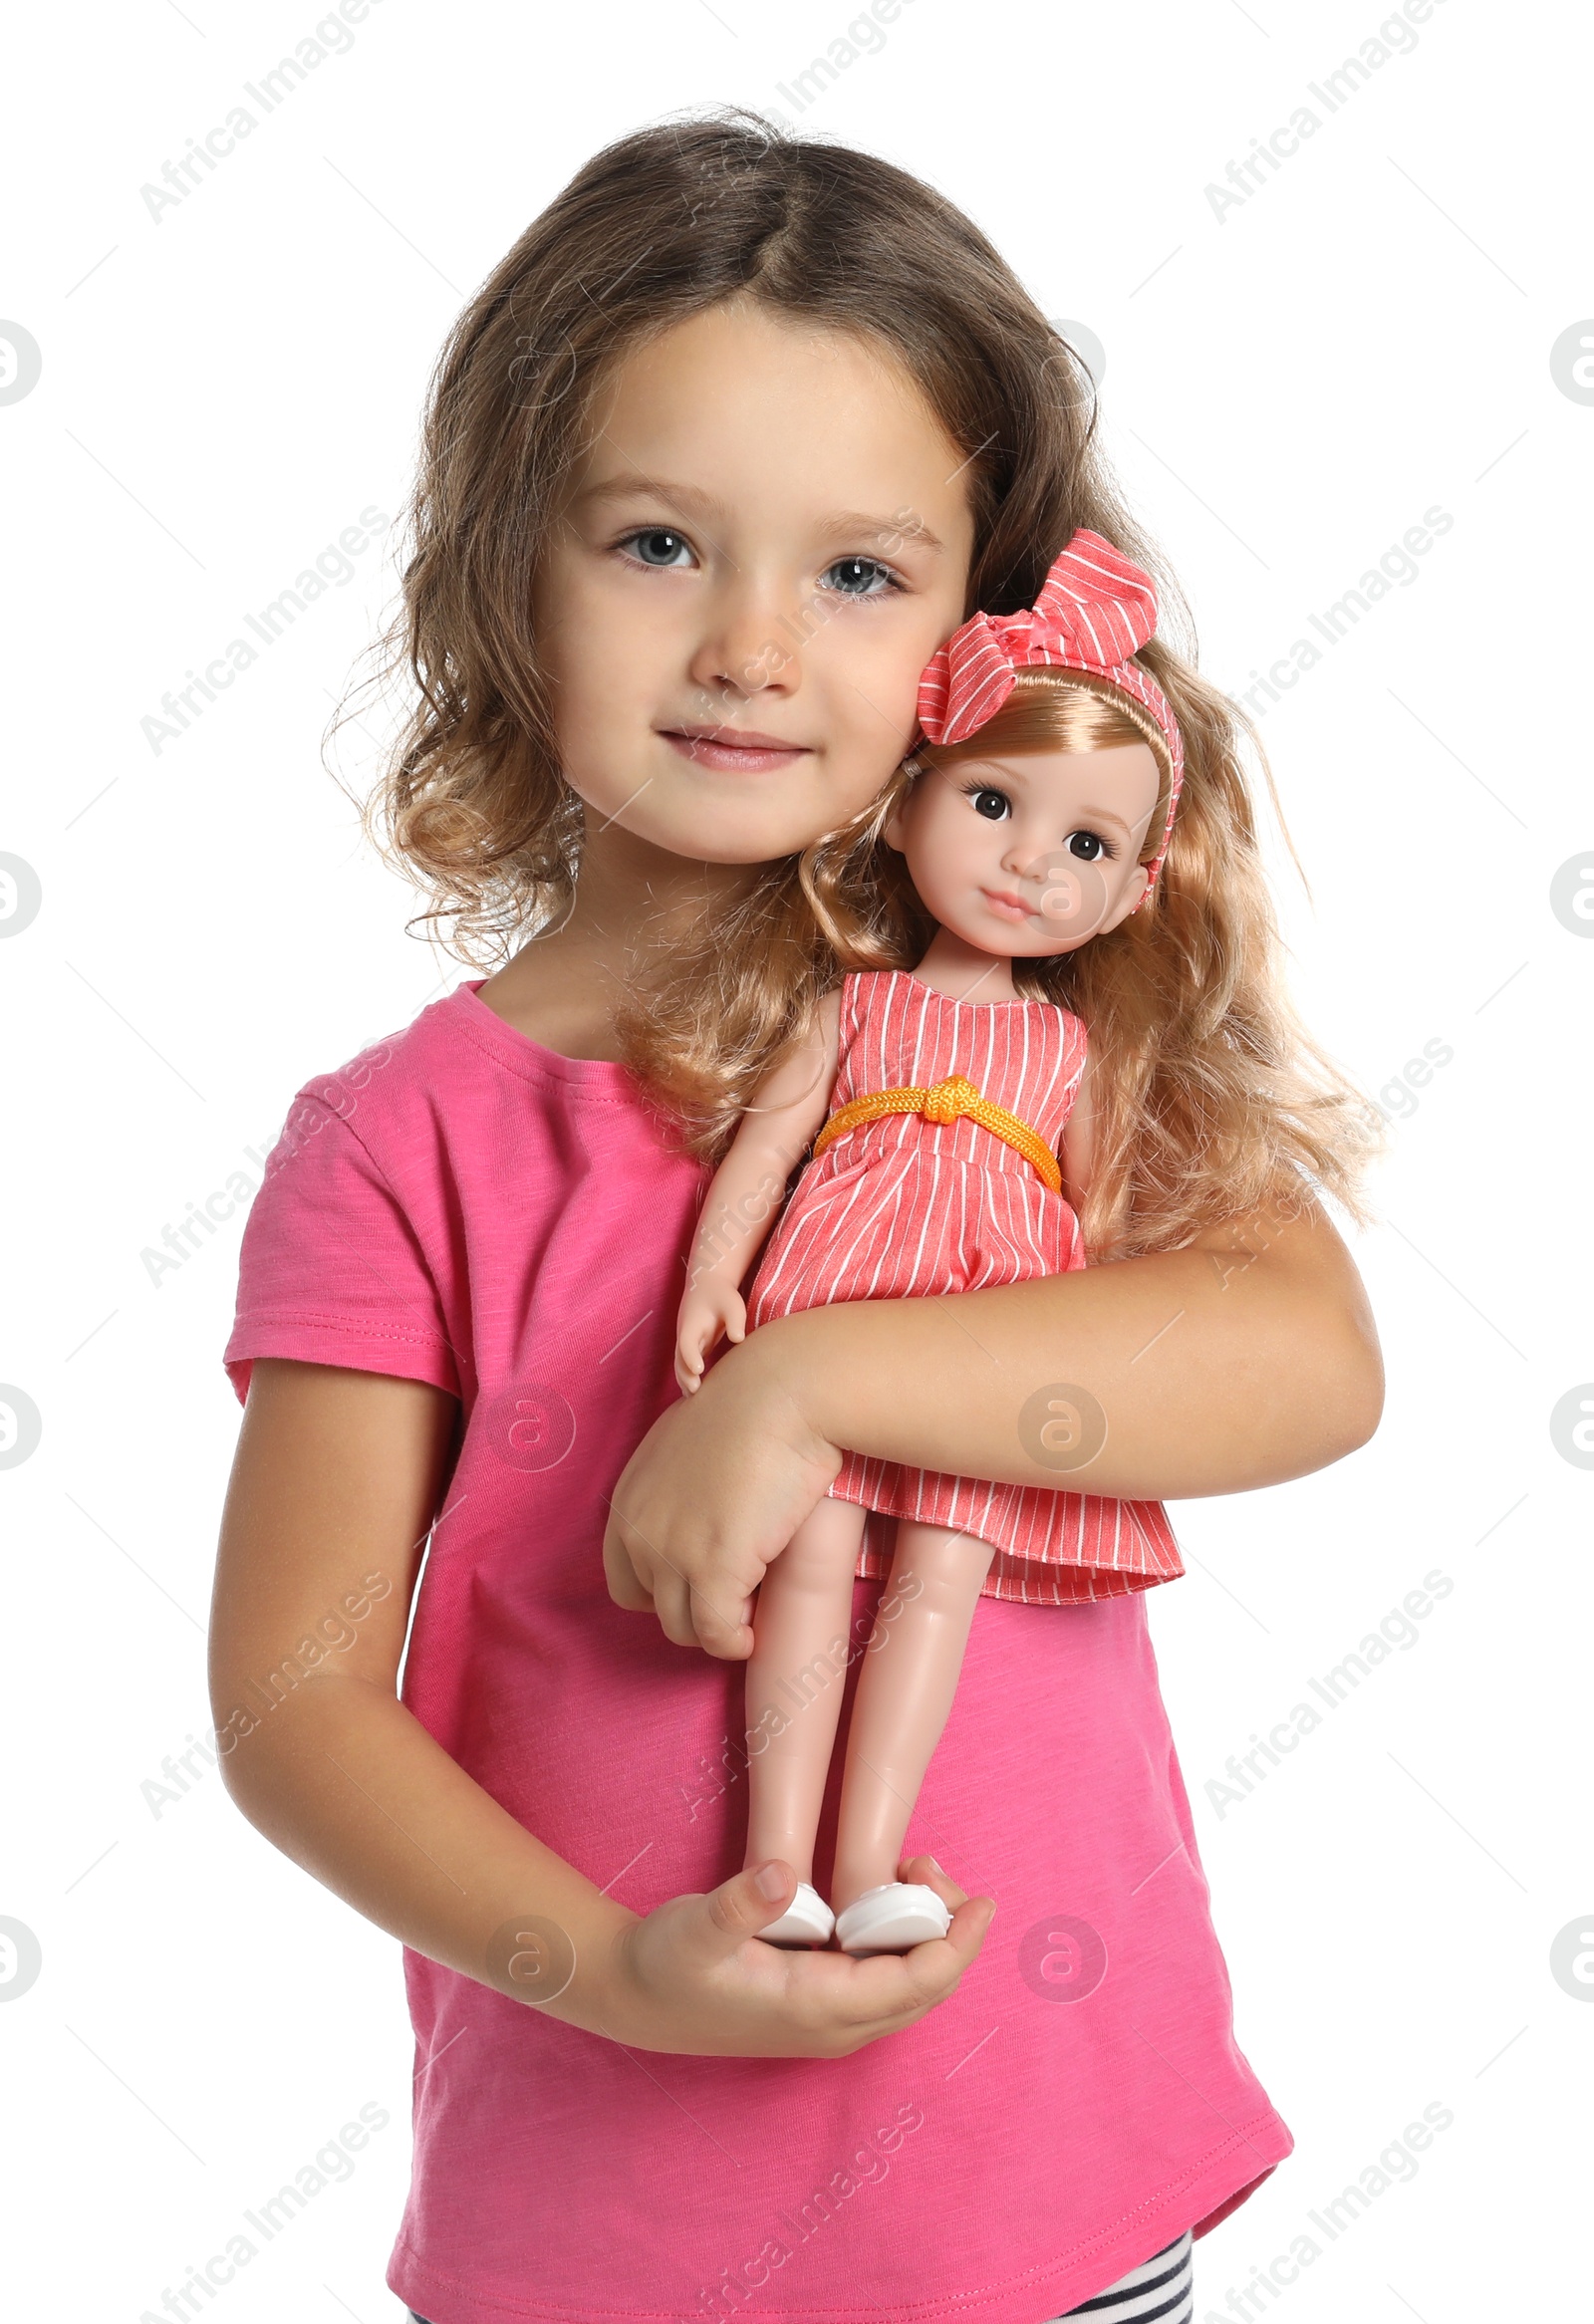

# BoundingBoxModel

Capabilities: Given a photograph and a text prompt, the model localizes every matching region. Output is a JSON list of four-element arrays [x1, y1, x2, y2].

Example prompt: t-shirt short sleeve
[[224, 1090, 461, 1405]]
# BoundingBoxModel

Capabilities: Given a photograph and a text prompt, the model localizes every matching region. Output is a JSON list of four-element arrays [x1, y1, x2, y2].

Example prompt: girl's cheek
[[858, 624, 937, 714]]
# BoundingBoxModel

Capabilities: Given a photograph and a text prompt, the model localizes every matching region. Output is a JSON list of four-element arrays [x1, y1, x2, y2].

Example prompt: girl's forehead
[[576, 301, 976, 556]]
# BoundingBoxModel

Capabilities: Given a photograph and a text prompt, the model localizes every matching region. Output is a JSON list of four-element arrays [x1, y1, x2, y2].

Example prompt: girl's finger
[[817, 1923, 985, 2040], [698, 1861, 800, 1953], [601, 1522, 656, 1612], [875, 1901, 997, 2023], [652, 1570, 701, 1650], [940, 1893, 998, 1965], [898, 1852, 969, 1909], [690, 1584, 755, 1661]]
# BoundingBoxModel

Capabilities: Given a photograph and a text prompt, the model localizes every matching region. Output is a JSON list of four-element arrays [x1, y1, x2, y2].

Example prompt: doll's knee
[[892, 1526, 996, 1595], [777, 1508, 867, 1591]]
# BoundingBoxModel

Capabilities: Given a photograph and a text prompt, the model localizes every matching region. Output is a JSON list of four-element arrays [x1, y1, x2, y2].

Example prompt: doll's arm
[[674, 987, 841, 1395], [1058, 1049, 1096, 1218]]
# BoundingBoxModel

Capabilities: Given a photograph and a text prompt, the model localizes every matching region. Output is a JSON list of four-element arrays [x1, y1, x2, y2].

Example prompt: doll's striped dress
[[745, 969, 1183, 1605]]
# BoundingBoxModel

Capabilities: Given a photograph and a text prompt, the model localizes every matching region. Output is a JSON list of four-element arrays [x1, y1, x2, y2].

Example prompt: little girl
[[212, 116, 1381, 2324], [674, 532, 1194, 1955]]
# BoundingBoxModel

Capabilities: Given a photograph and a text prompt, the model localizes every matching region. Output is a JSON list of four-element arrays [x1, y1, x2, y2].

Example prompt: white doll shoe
[[833, 1882, 951, 1954], [759, 1881, 836, 1946]]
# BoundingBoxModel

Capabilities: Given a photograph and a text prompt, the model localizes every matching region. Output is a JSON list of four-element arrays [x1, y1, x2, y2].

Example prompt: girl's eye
[[621, 528, 695, 569], [970, 788, 1010, 822], [1066, 831, 1117, 862], [819, 555, 898, 599]]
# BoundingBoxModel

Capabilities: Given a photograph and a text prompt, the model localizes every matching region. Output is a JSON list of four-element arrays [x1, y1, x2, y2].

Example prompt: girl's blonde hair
[[361, 110, 1380, 1256]]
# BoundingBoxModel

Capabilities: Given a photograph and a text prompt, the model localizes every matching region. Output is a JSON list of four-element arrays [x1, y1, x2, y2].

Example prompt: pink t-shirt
[[225, 981, 1290, 2324]]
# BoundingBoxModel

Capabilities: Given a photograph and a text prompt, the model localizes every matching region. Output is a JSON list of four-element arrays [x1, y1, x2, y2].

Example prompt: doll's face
[[534, 298, 975, 866], [885, 744, 1163, 955]]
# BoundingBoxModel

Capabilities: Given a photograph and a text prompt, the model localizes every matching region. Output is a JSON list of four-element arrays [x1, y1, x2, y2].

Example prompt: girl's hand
[[590, 1854, 995, 2058], [603, 1328, 841, 1657], [673, 1279, 747, 1396]]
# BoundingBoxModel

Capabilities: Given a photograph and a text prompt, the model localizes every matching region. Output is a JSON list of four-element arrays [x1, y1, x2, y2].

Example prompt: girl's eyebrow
[[574, 473, 723, 516], [574, 475, 943, 555], [816, 509, 944, 555]]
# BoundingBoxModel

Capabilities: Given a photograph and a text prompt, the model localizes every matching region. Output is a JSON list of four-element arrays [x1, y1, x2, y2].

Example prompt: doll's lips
[[980, 888, 1036, 922], [662, 725, 811, 772]]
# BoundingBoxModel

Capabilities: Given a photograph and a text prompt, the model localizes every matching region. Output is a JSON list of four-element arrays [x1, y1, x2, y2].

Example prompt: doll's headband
[[916, 528, 1185, 902]]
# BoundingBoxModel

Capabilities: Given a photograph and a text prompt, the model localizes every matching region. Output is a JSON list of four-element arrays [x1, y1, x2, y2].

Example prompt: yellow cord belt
[[811, 1072, 1062, 1193]]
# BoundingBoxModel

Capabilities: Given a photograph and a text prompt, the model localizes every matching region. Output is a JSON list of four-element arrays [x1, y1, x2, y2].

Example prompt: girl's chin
[[565, 785, 813, 865]]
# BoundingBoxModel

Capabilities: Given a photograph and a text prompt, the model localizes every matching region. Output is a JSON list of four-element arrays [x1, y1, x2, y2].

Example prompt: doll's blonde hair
[[883, 672, 1380, 1256], [360, 111, 1380, 1257]]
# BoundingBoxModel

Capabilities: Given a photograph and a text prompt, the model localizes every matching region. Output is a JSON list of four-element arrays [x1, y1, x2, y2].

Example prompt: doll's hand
[[605, 1328, 842, 1658], [673, 1279, 747, 1396], [591, 1854, 995, 2058]]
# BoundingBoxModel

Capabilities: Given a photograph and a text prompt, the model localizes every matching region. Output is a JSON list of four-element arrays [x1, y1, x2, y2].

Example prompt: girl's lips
[[662, 727, 810, 773]]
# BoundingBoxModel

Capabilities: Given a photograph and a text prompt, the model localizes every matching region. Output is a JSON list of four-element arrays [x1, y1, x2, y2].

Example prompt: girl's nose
[[686, 579, 802, 707]]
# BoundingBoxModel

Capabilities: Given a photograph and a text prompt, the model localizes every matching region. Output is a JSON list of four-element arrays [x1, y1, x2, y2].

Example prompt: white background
[[2, 2, 1588, 2317]]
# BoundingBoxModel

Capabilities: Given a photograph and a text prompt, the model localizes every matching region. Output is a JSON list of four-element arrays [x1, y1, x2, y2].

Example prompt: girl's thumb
[[708, 1860, 794, 1945]]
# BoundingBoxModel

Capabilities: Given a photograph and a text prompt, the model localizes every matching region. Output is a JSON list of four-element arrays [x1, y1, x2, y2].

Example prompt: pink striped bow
[[916, 529, 1185, 899]]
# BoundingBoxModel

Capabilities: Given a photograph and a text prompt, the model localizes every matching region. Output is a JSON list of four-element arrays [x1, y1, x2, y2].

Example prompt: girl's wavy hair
[[362, 108, 1381, 1257]]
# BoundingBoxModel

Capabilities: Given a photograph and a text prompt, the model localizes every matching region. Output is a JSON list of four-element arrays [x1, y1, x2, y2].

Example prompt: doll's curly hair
[[359, 110, 1381, 1258]]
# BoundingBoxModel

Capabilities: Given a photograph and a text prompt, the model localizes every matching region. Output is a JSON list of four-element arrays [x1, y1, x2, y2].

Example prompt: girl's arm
[[211, 1359, 993, 2054], [674, 989, 841, 1393], [605, 1182, 1383, 1653]]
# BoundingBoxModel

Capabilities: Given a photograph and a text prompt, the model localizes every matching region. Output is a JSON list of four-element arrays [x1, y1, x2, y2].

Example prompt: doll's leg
[[742, 1494, 870, 1885], [830, 1521, 995, 1940]]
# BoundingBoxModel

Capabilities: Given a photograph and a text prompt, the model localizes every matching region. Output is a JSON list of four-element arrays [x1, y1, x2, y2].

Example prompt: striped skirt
[[747, 1144, 1183, 1607]]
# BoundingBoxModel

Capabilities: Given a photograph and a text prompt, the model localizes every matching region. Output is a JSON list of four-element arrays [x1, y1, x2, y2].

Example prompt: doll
[[674, 531, 1188, 1953]]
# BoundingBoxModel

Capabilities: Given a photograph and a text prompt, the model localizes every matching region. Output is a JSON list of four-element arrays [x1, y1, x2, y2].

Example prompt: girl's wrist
[[725, 1306, 849, 1462], [529, 1903, 641, 2041]]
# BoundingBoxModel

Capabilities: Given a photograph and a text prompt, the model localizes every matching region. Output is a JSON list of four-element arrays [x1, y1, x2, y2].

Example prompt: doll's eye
[[970, 788, 1010, 821], [819, 556, 899, 598], [1067, 831, 1117, 862], [622, 528, 695, 569]]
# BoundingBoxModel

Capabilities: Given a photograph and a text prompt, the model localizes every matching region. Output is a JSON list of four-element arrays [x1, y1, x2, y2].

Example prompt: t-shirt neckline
[[448, 979, 640, 1092]]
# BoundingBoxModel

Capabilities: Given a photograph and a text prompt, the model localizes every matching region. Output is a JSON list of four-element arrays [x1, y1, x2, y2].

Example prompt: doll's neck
[[910, 927, 1019, 1006]]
